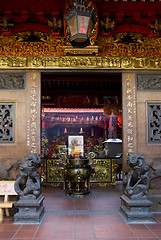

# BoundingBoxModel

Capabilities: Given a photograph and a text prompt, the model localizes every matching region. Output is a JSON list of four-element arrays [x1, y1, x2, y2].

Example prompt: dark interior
[[41, 72, 122, 108]]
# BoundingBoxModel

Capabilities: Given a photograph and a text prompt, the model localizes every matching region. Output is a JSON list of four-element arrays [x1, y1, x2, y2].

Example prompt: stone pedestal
[[14, 194, 44, 224], [120, 194, 154, 223]]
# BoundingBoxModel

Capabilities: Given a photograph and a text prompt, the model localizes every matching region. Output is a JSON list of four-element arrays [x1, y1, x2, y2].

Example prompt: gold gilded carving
[[97, 34, 161, 57], [43, 158, 117, 184], [61, 46, 99, 55], [41, 158, 47, 183], [0, 32, 65, 56], [87, 1, 98, 46], [0, 56, 161, 69], [90, 159, 112, 183], [0, 32, 160, 69], [111, 159, 118, 185], [46, 159, 64, 182]]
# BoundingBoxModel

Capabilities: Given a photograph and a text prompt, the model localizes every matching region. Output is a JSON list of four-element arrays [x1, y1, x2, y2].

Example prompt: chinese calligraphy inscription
[[126, 75, 136, 153], [29, 74, 38, 153]]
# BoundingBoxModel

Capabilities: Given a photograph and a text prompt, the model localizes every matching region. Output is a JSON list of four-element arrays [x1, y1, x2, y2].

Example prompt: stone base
[[120, 194, 155, 223], [14, 194, 45, 224], [147, 194, 161, 212]]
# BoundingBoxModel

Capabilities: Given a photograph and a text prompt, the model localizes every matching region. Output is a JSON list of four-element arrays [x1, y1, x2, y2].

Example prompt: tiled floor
[[0, 182, 161, 240]]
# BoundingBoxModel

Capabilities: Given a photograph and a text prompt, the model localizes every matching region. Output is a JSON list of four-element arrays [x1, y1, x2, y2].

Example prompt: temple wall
[[0, 70, 41, 179], [137, 91, 161, 157], [122, 71, 161, 211], [0, 68, 161, 211]]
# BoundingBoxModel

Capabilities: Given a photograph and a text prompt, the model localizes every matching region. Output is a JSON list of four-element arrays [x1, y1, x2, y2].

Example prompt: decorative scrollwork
[[148, 103, 161, 143], [0, 103, 15, 143], [59, 153, 67, 166], [0, 55, 160, 69]]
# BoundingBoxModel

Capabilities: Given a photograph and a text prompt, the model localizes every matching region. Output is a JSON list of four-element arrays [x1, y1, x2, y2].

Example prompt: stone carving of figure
[[123, 153, 150, 199], [14, 153, 42, 198]]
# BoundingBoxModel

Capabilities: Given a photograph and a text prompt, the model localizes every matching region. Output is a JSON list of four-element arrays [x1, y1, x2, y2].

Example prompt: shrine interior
[[41, 72, 123, 183]]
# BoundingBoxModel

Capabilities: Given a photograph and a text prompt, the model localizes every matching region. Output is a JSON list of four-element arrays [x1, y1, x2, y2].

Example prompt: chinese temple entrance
[[41, 71, 122, 186]]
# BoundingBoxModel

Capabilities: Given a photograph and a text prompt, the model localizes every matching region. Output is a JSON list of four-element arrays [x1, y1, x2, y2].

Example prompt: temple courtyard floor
[[0, 182, 161, 240]]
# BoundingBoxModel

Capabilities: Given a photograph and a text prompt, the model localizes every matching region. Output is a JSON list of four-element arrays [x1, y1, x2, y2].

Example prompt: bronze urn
[[64, 157, 93, 197]]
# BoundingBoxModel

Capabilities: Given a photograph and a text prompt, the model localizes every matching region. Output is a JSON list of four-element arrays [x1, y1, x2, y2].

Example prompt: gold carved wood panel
[[0, 33, 161, 69], [46, 159, 64, 183], [42, 158, 117, 184], [0, 55, 161, 69], [91, 159, 112, 183]]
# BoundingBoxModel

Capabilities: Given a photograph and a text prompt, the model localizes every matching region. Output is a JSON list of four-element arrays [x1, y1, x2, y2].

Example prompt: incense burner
[[64, 157, 93, 197]]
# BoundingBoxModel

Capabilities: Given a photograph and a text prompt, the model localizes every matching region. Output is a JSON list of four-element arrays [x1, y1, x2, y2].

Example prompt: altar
[[41, 107, 121, 189], [41, 157, 118, 188]]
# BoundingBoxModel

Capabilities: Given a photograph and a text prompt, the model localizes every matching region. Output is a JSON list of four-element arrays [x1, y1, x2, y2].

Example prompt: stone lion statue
[[14, 153, 42, 198], [123, 153, 150, 199]]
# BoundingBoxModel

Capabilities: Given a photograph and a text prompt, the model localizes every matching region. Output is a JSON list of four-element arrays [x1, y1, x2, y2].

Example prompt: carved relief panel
[[0, 73, 25, 90], [137, 74, 161, 90], [0, 103, 15, 143]]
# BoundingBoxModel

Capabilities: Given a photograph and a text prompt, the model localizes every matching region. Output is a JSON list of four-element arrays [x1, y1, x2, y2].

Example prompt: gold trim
[[61, 45, 99, 55], [0, 56, 161, 69]]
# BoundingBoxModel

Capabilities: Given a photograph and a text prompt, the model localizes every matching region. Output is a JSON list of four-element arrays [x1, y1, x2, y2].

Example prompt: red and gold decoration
[[48, 17, 62, 35], [0, 18, 14, 35], [151, 20, 161, 34], [100, 17, 114, 34]]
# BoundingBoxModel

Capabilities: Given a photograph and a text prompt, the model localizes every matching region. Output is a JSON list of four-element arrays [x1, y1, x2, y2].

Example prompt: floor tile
[[0, 231, 16, 238], [94, 229, 116, 238], [133, 230, 157, 238], [138, 238, 159, 240], [0, 186, 161, 240], [1, 224, 21, 231], [34, 230, 55, 239], [20, 224, 39, 231], [114, 230, 136, 238], [54, 230, 75, 239], [13, 230, 36, 239]]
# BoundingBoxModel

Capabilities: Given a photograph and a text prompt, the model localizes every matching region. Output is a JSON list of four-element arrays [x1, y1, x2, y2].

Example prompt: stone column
[[26, 71, 41, 155]]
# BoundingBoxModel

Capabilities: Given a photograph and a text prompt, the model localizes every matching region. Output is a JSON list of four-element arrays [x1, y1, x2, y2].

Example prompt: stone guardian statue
[[14, 153, 44, 224]]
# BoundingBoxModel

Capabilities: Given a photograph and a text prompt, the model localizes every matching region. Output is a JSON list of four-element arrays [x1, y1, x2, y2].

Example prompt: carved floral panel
[[0, 103, 15, 143], [148, 103, 161, 143]]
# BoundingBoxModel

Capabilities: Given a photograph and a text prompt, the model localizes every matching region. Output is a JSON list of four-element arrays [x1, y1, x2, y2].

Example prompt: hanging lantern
[[65, 0, 93, 47]]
